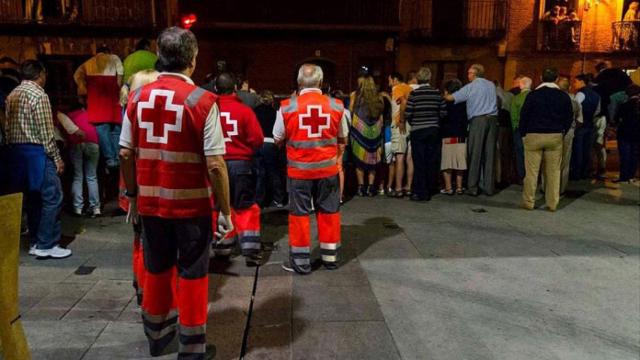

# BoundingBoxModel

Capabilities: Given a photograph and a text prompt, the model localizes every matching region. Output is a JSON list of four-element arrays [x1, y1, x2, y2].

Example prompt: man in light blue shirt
[[445, 64, 499, 196]]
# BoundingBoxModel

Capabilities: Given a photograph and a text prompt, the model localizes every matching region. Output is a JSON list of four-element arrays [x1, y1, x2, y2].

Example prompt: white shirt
[[119, 72, 225, 156], [272, 88, 349, 142], [535, 82, 560, 90]]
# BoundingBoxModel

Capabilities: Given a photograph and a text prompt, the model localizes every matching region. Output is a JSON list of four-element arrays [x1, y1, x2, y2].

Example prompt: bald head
[[215, 72, 236, 95], [297, 64, 323, 89]]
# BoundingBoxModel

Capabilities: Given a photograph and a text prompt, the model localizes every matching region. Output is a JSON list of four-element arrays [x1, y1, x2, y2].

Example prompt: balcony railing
[[463, 0, 507, 39], [540, 20, 581, 51], [612, 21, 640, 52], [0, 0, 154, 27]]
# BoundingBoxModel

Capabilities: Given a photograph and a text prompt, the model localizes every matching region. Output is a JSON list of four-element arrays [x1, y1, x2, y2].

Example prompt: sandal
[[456, 188, 465, 195], [394, 189, 404, 198], [440, 188, 454, 196]]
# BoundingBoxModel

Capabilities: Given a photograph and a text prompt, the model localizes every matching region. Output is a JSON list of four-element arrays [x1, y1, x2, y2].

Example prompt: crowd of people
[[1, 26, 639, 359], [0, 41, 639, 259]]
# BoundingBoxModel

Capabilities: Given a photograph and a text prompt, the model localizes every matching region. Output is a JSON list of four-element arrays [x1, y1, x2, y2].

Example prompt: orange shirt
[[391, 83, 413, 125]]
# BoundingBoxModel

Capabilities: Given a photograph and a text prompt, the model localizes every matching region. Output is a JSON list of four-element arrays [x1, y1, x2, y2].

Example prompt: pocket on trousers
[[232, 171, 257, 209]]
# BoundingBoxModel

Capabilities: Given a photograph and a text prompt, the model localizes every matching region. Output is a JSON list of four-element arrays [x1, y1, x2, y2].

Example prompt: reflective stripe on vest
[[139, 186, 210, 200], [288, 158, 337, 170], [137, 148, 204, 163], [281, 96, 298, 113], [185, 87, 207, 108], [329, 97, 343, 112], [287, 138, 337, 149], [132, 87, 143, 103]]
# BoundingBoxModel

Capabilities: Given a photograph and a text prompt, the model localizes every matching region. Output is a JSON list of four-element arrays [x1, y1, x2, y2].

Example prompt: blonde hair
[[120, 69, 160, 106], [356, 76, 383, 119]]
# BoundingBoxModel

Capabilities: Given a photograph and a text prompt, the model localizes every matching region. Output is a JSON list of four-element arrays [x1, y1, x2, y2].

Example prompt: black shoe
[[357, 185, 366, 197], [367, 185, 377, 197], [410, 194, 429, 202], [245, 253, 263, 267], [323, 261, 339, 270], [281, 260, 311, 275], [205, 344, 217, 360], [466, 190, 479, 197]]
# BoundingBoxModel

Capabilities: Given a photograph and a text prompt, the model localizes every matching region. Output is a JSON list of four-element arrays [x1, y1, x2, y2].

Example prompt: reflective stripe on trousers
[[317, 212, 340, 263], [236, 204, 261, 255], [290, 245, 311, 267]]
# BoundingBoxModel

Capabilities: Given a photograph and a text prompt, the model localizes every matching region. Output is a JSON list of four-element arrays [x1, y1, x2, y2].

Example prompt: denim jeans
[[513, 128, 525, 180], [618, 137, 640, 181], [95, 123, 121, 168], [27, 158, 63, 249], [255, 143, 286, 206], [71, 142, 100, 212], [570, 127, 594, 180]]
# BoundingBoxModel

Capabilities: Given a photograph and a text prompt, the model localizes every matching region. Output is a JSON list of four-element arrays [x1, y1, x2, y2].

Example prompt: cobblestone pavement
[[15, 181, 640, 360]]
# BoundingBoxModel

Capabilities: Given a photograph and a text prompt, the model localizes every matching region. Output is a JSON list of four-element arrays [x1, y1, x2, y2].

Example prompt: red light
[[181, 14, 197, 29]]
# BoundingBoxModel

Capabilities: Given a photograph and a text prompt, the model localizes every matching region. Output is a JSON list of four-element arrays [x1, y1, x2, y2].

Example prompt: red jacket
[[217, 94, 264, 161]]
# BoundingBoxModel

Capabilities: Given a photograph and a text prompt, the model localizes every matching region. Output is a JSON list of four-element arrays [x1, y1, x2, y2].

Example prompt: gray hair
[[297, 64, 323, 88], [416, 67, 432, 84], [156, 26, 198, 73], [520, 76, 533, 90], [469, 64, 485, 78]]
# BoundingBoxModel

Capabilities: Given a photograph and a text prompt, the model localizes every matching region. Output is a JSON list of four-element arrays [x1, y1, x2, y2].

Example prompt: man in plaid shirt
[[4, 60, 72, 259]]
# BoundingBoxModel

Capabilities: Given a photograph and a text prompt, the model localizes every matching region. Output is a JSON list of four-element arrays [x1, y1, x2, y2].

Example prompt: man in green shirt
[[510, 76, 532, 181], [122, 39, 157, 85]]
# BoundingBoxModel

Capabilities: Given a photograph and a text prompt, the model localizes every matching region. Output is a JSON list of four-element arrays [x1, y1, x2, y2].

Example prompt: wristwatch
[[124, 190, 137, 198]]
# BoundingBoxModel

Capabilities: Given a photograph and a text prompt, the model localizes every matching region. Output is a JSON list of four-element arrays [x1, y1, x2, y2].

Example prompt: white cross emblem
[[220, 112, 238, 143], [137, 89, 184, 144], [299, 105, 330, 138]]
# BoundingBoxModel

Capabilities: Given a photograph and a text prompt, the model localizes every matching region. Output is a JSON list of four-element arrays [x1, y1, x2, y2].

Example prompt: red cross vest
[[281, 91, 344, 180], [126, 74, 217, 218]]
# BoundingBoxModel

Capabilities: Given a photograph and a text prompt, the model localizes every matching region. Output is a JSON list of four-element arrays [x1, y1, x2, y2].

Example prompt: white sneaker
[[72, 208, 83, 216], [91, 208, 101, 218], [34, 246, 72, 259], [29, 245, 37, 256]]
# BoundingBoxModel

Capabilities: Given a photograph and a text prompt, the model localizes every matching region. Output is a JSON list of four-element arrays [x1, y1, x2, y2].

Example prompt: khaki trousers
[[560, 128, 574, 194], [522, 133, 563, 210]]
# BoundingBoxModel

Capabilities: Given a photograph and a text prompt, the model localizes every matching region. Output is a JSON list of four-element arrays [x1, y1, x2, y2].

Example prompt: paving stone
[[208, 275, 252, 325], [63, 280, 134, 321], [23, 282, 95, 321], [115, 295, 141, 323], [81, 321, 174, 360], [19, 281, 52, 312], [362, 256, 640, 360], [246, 323, 292, 360], [252, 276, 292, 326], [292, 284, 384, 322], [291, 320, 400, 360], [22, 319, 108, 360], [206, 320, 244, 360]]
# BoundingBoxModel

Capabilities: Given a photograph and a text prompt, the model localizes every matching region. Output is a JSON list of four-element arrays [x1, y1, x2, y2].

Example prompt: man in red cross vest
[[119, 27, 232, 359], [273, 64, 349, 274], [211, 73, 264, 266]]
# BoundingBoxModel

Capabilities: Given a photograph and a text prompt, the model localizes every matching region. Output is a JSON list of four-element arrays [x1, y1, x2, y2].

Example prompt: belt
[[471, 113, 498, 120]]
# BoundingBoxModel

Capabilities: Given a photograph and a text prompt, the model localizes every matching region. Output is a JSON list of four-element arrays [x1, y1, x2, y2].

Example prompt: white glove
[[126, 197, 139, 225], [215, 213, 233, 240]]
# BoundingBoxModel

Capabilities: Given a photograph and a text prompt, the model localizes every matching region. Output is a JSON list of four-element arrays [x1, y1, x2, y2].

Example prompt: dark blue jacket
[[579, 87, 601, 128], [519, 85, 573, 136]]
